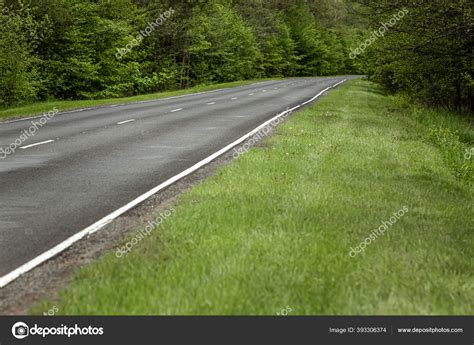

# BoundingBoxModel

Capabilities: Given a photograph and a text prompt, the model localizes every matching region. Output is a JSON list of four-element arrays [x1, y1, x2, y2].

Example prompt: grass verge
[[34, 79, 473, 315], [0, 78, 277, 121]]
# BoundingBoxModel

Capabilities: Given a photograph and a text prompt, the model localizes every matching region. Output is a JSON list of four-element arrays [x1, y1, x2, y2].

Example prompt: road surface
[[0, 77, 349, 283]]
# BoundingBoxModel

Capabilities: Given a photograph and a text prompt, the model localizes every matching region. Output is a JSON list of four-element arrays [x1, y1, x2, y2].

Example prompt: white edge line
[[117, 119, 136, 125], [19, 140, 55, 149], [0, 78, 347, 288], [170, 108, 183, 113]]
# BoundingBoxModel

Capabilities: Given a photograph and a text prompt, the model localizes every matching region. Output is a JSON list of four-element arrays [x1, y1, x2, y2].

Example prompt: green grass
[[34, 79, 474, 315], [0, 78, 277, 120]]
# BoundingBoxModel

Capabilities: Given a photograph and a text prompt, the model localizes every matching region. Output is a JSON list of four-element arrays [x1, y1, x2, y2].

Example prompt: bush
[[427, 126, 473, 184]]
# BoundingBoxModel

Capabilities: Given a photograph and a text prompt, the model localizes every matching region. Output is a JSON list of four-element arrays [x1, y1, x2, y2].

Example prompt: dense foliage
[[0, 0, 359, 106], [352, 0, 474, 114]]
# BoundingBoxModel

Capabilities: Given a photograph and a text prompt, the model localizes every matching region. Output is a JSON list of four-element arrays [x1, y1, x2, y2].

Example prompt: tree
[[188, 2, 260, 83], [354, 0, 474, 114], [0, 2, 48, 105]]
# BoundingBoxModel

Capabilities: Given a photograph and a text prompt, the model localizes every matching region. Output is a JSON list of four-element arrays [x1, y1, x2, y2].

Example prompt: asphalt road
[[0, 77, 349, 280]]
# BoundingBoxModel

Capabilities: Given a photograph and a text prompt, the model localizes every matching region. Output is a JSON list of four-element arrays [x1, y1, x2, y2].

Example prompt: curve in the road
[[0, 77, 349, 288]]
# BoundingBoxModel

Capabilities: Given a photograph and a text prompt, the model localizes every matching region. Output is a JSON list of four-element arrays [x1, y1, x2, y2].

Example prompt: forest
[[1, 0, 473, 114]]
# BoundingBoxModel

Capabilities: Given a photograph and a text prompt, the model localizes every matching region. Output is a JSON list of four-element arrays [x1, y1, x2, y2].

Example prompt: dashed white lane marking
[[20, 140, 55, 149], [117, 119, 136, 125], [170, 108, 183, 113], [207, 102, 216, 105], [151, 145, 187, 149], [231, 97, 238, 100], [262, 90, 267, 92], [0, 78, 347, 289], [249, 93, 254, 96], [0, 80, 278, 125]]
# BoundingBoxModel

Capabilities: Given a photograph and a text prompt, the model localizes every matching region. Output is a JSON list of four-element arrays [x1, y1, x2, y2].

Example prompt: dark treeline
[[2, 0, 472, 115], [353, 0, 474, 114], [0, 0, 361, 106]]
